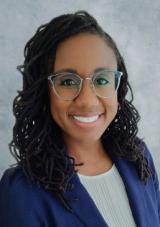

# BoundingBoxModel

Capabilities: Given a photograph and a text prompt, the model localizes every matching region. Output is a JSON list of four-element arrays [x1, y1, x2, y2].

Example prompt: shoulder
[[0, 165, 60, 204], [140, 140, 157, 173], [0, 166, 58, 227], [134, 137, 157, 170], [0, 166, 29, 186], [139, 140, 160, 193], [0, 166, 42, 211], [0, 166, 38, 197]]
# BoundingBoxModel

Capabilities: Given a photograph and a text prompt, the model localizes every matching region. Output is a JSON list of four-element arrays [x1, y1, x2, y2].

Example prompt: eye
[[94, 77, 109, 85], [60, 79, 77, 86]]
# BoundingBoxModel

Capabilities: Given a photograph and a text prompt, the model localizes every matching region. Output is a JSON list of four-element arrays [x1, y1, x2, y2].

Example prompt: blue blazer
[[0, 142, 160, 227]]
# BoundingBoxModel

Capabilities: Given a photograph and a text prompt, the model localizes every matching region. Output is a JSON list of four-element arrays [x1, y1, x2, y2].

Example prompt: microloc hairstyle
[[9, 10, 152, 212]]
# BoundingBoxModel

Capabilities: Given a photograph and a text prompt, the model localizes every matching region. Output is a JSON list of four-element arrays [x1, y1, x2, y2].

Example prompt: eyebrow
[[53, 67, 113, 74]]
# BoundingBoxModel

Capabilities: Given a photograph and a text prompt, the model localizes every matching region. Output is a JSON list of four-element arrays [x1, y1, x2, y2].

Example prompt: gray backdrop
[[0, 0, 159, 178]]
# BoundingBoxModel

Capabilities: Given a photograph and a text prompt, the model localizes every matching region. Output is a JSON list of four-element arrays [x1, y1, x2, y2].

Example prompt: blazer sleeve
[[0, 167, 56, 227], [143, 141, 160, 220]]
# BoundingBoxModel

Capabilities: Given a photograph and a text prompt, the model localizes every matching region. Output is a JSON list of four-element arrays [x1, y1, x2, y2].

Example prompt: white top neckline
[[77, 163, 116, 180]]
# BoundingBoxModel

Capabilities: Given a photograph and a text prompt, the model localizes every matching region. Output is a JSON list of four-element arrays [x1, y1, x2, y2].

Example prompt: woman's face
[[48, 33, 118, 144]]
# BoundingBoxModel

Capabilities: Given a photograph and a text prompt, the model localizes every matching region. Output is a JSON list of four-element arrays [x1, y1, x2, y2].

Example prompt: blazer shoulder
[[0, 166, 58, 227], [0, 166, 40, 213], [0, 166, 35, 193], [140, 140, 157, 172]]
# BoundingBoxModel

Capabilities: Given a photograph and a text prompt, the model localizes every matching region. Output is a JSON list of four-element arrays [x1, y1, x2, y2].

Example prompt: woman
[[0, 10, 159, 227]]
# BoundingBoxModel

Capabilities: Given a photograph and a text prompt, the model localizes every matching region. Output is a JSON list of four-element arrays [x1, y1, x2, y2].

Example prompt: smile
[[73, 115, 99, 123]]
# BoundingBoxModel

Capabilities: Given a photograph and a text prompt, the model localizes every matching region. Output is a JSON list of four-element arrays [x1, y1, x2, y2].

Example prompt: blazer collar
[[62, 152, 150, 227]]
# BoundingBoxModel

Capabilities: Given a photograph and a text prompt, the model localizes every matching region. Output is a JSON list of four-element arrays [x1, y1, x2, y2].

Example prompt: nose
[[73, 78, 100, 107]]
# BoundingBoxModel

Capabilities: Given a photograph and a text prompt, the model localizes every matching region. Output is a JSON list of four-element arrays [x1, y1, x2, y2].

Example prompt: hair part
[[9, 10, 152, 212]]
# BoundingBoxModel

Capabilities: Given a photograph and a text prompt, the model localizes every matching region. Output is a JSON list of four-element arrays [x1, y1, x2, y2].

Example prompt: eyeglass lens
[[52, 71, 120, 99]]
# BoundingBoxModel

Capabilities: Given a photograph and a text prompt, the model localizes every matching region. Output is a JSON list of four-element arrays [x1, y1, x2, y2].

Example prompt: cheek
[[48, 86, 70, 128], [103, 98, 119, 122], [50, 103, 58, 121], [49, 88, 60, 119], [50, 100, 61, 120], [112, 100, 119, 115], [104, 97, 118, 111], [49, 94, 60, 122], [49, 95, 70, 125]]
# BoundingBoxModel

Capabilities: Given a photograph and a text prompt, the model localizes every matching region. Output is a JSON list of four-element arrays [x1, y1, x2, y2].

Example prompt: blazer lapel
[[109, 152, 152, 227], [63, 152, 152, 227], [63, 174, 108, 226]]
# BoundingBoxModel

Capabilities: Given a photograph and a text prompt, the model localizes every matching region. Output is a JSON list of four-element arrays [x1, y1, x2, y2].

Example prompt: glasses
[[47, 69, 123, 101]]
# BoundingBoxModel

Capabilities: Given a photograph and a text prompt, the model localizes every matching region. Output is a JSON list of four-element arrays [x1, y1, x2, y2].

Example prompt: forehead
[[53, 33, 117, 74]]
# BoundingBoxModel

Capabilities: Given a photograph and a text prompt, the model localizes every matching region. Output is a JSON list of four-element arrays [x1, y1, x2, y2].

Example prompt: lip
[[69, 112, 104, 117], [70, 113, 104, 128]]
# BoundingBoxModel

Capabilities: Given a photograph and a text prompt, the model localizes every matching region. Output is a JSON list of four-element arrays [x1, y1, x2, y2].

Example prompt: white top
[[77, 164, 137, 227]]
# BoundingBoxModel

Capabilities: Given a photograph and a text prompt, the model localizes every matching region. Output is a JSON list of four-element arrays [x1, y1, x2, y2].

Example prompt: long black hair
[[9, 10, 152, 211]]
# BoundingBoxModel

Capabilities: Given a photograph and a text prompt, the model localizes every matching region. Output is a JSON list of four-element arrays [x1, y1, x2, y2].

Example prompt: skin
[[48, 33, 119, 175]]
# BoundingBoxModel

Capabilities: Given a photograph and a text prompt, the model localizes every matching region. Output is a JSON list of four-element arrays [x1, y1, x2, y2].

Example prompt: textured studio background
[[0, 0, 160, 179]]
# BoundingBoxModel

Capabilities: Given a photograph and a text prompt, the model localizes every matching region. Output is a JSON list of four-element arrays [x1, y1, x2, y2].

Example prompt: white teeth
[[73, 115, 99, 123]]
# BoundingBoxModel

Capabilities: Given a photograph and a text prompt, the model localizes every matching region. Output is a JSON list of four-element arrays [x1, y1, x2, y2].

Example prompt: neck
[[63, 135, 110, 165]]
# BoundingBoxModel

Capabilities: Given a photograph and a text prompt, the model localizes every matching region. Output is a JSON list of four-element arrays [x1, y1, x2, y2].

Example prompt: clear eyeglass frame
[[47, 69, 123, 101]]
